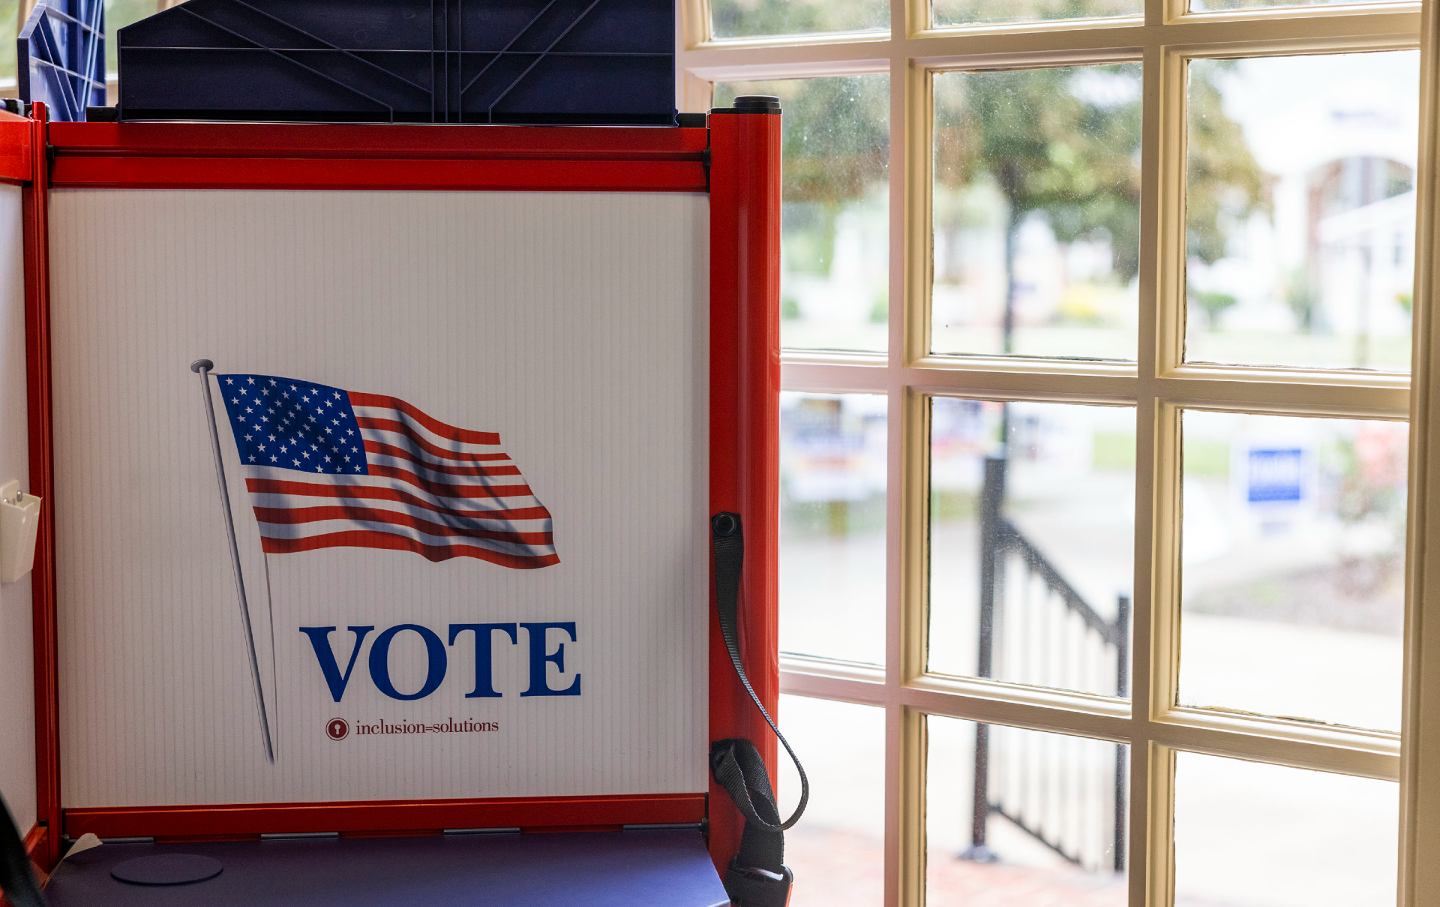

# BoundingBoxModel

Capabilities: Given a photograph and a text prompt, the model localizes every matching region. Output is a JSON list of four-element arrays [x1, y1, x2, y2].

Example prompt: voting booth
[[0, 2, 793, 904]]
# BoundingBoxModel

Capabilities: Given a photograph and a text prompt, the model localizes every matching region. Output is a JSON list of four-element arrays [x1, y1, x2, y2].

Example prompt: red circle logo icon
[[326, 718, 349, 741]]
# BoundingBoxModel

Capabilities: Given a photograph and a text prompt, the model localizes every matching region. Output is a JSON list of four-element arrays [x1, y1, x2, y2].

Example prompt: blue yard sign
[[1246, 447, 1306, 504]]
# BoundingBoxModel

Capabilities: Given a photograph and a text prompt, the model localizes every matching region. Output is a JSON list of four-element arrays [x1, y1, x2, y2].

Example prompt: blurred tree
[[932, 62, 1264, 351], [1193, 290, 1238, 330], [715, 76, 888, 206], [1184, 63, 1269, 267], [715, 76, 889, 282], [935, 0, 1136, 25], [710, 0, 885, 40], [716, 57, 1264, 350], [1284, 266, 1321, 331]]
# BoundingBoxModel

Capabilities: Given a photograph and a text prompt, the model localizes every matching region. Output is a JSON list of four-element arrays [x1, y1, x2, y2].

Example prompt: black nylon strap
[[0, 796, 45, 907], [710, 511, 808, 836], [710, 739, 787, 871]]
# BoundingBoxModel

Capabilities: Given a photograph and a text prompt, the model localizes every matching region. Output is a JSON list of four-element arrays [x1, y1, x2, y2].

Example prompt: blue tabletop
[[45, 828, 729, 906]]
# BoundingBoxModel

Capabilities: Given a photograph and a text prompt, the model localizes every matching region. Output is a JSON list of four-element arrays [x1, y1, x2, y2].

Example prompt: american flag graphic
[[217, 373, 559, 569]]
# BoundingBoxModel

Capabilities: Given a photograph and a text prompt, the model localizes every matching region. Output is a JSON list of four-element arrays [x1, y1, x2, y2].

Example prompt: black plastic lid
[[711, 95, 782, 115]]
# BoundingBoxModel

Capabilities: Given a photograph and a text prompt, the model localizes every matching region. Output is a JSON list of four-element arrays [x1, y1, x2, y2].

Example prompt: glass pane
[[781, 393, 887, 665], [781, 696, 885, 906], [1192, 0, 1407, 10], [710, 0, 887, 40], [933, 0, 1138, 28], [928, 399, 1135, 696], [1174, 753, 1398, 906], [928, 716, 1128, 904], [107, 0, 158, 74], [1179, 411, 1408, 731], [1185, 52, 1420, 371], [716, 78, 890, 352], [932, 64, 1142, 360]]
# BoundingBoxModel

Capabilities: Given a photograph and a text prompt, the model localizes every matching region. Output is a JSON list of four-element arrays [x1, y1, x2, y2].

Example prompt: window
[[0, 2, 19, 88], [105, 0, 162, 74], [680, 0, 1431, 904]]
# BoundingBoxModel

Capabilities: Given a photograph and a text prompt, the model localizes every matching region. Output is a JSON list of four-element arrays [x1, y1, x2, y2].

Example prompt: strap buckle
[[724, 862, 793, 907]]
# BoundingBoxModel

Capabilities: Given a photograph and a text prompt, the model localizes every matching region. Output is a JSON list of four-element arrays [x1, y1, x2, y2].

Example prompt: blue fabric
[[47, 829, 727, 906]]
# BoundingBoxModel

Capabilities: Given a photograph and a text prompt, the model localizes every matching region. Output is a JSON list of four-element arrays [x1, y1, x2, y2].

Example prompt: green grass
[[930, 490, 980, 523], [1183, 439, 1230, 479], [782, 495, 888, 537], [1091, 431, 1136, 471]]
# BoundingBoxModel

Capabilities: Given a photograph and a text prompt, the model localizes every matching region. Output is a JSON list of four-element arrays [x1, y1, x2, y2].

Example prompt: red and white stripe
[[242, 392, 559, 569]]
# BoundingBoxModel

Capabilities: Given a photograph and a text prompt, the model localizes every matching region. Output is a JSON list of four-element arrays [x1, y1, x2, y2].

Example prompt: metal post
[[192, 359, 275, 763], [961, 455, 1007, 863], [1112, 593, 1131, 872]]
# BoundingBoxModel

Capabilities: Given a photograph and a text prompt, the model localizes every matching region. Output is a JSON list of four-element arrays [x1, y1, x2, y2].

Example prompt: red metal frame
[[706, 111, 784, 870], [24, 115, 782, 876], [0, 110, 33, 185], [0, 109, 46, 907], [21, 824, 49, 896], [64, 793, 706, 841], [0, 110, 40, 893], [47, 123, 710, 192], [22, 104, 60, 874]]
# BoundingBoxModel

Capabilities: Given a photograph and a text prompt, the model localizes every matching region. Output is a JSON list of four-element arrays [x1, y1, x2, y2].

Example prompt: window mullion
[[1134, 32, 1173, 907], [1400, 1, 1440, 902], [1143, 744, 1178, 907], [890, 10, 921, 903], [897, 707, 927, 907]]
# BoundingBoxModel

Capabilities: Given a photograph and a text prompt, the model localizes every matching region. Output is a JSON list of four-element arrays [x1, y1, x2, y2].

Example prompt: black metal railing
[[962, 454, 1130, 874]]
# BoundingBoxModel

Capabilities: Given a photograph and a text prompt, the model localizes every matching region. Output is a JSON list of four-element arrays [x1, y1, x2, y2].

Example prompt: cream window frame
[[1401, 2, 1440, 903], [680, 0, 1437, 905]]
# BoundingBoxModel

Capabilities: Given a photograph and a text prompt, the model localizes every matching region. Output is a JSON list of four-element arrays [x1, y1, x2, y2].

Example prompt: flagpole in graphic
[[192, 358, 276, 764]]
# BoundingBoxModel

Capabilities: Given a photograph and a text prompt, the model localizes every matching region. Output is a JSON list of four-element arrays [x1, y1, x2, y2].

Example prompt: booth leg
[[707, 105, 783, 875], [22, 102, 61, 872]]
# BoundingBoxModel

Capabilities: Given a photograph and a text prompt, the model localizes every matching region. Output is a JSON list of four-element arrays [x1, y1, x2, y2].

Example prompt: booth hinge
[[259, 832, 340, 841], [620, 822, 706, 832]]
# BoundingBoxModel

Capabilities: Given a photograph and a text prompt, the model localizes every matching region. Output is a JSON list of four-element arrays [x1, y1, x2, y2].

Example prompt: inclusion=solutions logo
[[326, 717, 350, 741]]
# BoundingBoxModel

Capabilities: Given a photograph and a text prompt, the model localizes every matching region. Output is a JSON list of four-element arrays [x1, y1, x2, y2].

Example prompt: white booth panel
[[49, 190, 709, 807], [0, 184, 35, 832]]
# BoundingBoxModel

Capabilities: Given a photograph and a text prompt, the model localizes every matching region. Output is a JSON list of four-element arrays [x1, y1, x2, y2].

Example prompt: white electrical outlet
[[0, 479, 40, 584]]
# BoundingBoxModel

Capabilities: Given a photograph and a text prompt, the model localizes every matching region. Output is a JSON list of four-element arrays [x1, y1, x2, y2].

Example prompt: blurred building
[[1187, 61, 1417, 359]]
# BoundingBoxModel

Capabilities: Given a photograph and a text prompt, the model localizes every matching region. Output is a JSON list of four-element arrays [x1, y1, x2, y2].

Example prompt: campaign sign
[[1246, 447, 1306, 504], [48, 190, 710, 808]]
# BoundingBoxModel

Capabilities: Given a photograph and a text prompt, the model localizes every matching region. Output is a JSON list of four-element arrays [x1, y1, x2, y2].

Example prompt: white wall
[[0, 183, 36, 834]]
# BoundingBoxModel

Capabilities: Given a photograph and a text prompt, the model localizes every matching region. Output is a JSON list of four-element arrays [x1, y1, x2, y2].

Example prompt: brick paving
[[786, 828, 1129, 906], [925, 855, 1128, 907]]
